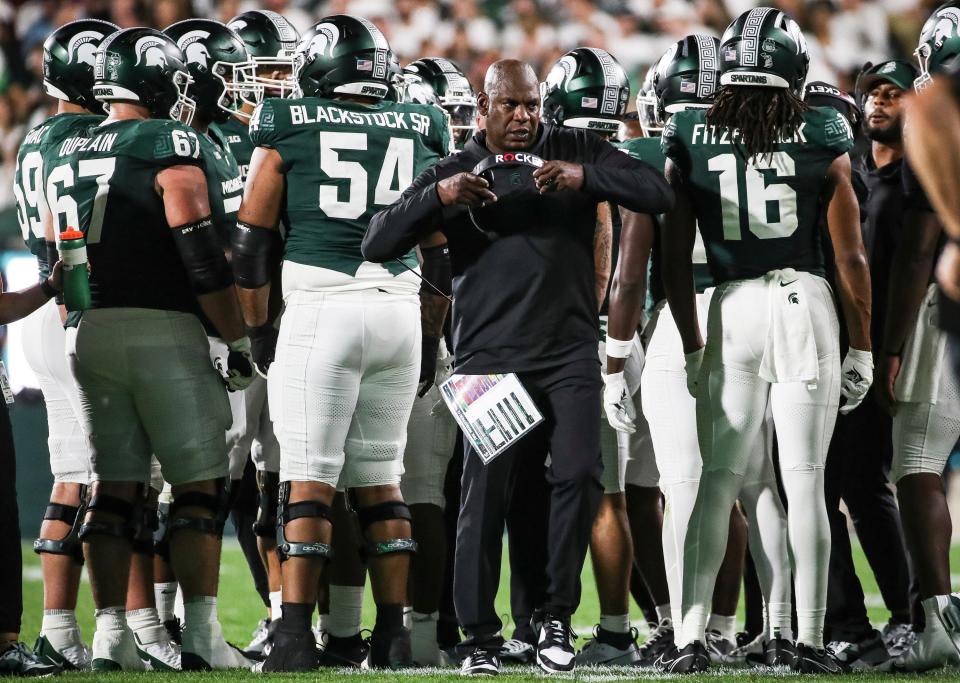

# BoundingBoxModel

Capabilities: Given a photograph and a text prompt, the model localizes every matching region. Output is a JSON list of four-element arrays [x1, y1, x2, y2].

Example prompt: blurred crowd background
[[0, 0, 940, 228]]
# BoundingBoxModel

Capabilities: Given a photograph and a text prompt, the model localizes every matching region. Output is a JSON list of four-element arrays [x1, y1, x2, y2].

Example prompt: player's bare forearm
[[883, 208, 941, 354], [198, 287, 246, 343], [0, 283, 51, 325], [825, 154, 871, 351], [594, 202, 613, 309], [606, 208, 655, 373], [661, 162, 702, 354], [237, 284, 271, 328], [905, 78, 960, 240], [420, 292, 449, 339]]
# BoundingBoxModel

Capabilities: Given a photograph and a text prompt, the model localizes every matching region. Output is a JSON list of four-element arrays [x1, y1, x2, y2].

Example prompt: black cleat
[[0, 642, 62, 677], [368, 627, 412, 669], [163, 618, 182, 646], [636, 619, 674, 668], [656, 641, 710, 673], [261, 630, 320, 672], [318, 633, 369, 668], [792, 642, 845, 674], [746, 637, 796, 668]]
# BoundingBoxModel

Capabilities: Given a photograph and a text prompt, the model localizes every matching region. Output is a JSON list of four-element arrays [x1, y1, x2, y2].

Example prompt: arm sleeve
[[580, 135, 674, 214], [362, 165, 446, 262]]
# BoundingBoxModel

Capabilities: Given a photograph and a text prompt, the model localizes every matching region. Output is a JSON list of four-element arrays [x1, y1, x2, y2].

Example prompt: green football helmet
[[93, 27, 196, 124], [654, 34, 720, 119], [227, 10, 299, 99], [541, 47, 629, 134], [164, 19, 257, 124], [43, 19, 118, 113], [404, 57, 477, 144], [718, 7, 809, 92], [914, 2, 960, 90], [636, 62, 661, 136], [294, 15, 399, 100]]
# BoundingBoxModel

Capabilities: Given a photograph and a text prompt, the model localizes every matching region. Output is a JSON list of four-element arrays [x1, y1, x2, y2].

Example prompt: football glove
[[684, 347, 705, 398], [248, 323, 279, 378], [839, 348, 873, 414], [216, 336, 255, 392], [602, 371, 636, 434]]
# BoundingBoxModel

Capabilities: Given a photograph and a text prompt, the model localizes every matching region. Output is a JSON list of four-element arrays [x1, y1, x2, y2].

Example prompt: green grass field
[[17, 541, 960, 680]]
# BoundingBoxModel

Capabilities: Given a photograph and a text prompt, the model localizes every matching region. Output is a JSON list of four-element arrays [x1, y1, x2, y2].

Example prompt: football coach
[[362, 59, 673, 675]]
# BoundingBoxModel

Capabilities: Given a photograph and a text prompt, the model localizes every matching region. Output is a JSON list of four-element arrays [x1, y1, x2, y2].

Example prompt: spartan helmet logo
[[543, 54, 576, 99], [134, 36, 169, 67], [932, 8, 960, 48], [306, 23, 340, 58], [784, 15, 808, 55], [177, 30, 211, 68], [67, 31, 105, 67]]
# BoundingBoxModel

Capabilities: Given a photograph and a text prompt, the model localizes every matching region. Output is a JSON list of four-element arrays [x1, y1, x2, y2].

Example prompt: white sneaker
[[536, 616, 576, 673], [411, 614, 444, 666], [244, 618, 271, 658], [181, 620, 254, 670], [575, 626, 640, 665], [461, 648, 500, 676], [91, 625, 146, 672], [134, 623, 181, 670], [887, 618, 960, 672], [34, 630, 91, 670]]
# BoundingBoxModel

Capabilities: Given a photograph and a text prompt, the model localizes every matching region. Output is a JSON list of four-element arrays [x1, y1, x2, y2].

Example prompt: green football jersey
[[249, 96, 450, 286], [42, 117, 207, 316], [198, 128, 242, 246], [213, 116, 254, 182], [662, 106, 854, 284], [14, 113, 103, 278]]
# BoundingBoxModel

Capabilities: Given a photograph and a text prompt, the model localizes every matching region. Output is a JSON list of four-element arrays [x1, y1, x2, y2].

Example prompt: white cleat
[[134, 623, 181, 671], [886, 616, 960, 672], [91, 625, 146, 672], [181, 620, 254, 670]]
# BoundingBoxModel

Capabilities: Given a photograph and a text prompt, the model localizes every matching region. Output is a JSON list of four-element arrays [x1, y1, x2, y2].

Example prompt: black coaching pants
[[453, 359, 603, 649], [0, 401, 21, 634]]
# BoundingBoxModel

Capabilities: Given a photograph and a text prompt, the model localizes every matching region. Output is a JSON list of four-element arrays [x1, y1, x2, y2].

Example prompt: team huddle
[[7, 0, 960, 678]]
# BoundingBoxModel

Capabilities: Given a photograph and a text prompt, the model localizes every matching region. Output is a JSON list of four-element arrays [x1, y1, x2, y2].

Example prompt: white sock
[[678, 605, 709, 649], [328, 585, 364, 638], [126, 607, 161, 635], [599, 614, 631, 634], [184, 596, 218, 632], [269, 591, 282, 622], [42, 609, 78, 634], [655, 604, 672, 624], [707, 614, 736, 643], [155, 582, 178, 623], [768, 602, 793, 641], [796, 608, 825, 649], [95, 607, 126, 632], [404, 606, 413, 630]]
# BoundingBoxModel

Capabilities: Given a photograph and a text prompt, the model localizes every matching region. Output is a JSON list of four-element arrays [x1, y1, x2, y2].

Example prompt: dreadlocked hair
[[706, 86, 809, 160]]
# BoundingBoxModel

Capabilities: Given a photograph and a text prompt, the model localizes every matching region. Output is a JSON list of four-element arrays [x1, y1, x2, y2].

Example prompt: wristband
[[40, 278, 59, 299], [605, 336, 633, 359]]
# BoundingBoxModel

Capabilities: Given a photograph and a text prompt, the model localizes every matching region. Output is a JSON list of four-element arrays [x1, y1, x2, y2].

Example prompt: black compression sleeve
[[232, 221, 282, 289], [420, 243, 451, 297], [171, 216, 234, 294], [41, 241, 58, 281]]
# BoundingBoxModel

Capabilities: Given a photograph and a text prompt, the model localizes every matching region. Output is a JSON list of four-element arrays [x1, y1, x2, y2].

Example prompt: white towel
[[758, 268, 819, 385], [895, 284, 946, 404]]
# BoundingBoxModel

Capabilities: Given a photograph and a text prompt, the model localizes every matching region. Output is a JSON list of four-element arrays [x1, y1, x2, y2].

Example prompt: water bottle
[[58, 229, 91, 312]]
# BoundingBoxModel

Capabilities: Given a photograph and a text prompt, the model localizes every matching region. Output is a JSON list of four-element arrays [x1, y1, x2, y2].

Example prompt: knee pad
[[253, 471, 279, 539], [276, 481, 332, 562], [132, 505, 159, 556], [154, 501, 171, 561], [355, 500, 417, 558], [33, 485, 89, 564], [168, 479, 229, 539], [78, 491, 142, 543]]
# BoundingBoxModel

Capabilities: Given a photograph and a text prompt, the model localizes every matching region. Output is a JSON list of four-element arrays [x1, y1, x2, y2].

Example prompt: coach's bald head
[[479, 59, 542, 152]]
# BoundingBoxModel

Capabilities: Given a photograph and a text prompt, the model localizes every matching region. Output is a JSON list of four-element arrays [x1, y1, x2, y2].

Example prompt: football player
[[611, 36, 794, 668], [42, 27, 254, 670], [876, 3, 960, 670], [233, 15, 451, 671], [404, 57, 478, 150], [222, 8, 302, 656], [12, 18, 116, 674], [540, 46, 649, 666], [658, 8, 871, 673]]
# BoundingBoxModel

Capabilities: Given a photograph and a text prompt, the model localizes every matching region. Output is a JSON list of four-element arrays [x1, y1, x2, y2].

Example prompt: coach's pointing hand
[[437, 172, 498, 207], [534, 160, 584, 193]]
